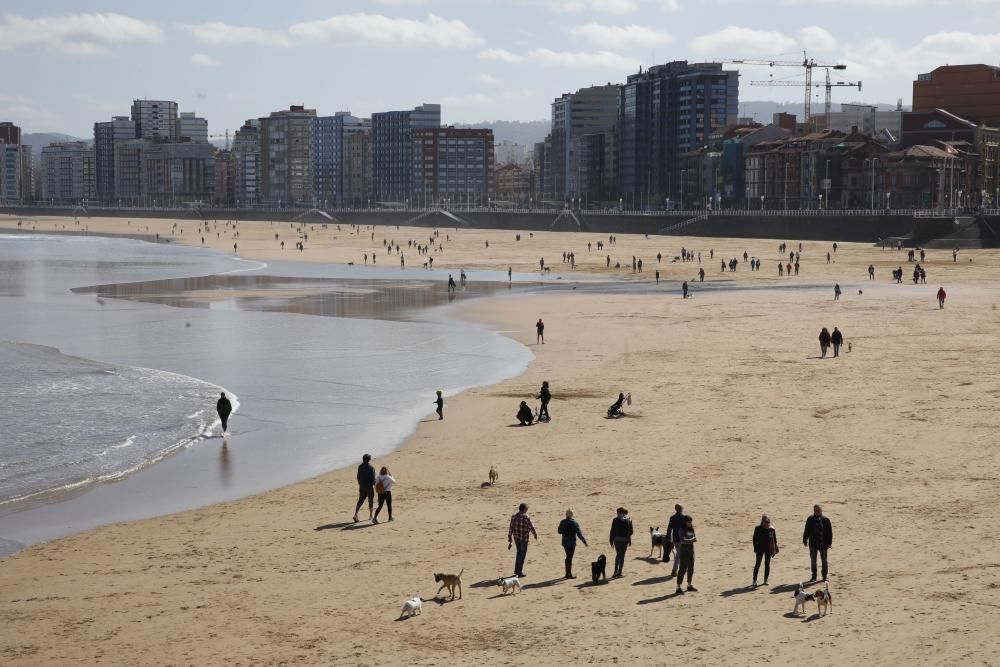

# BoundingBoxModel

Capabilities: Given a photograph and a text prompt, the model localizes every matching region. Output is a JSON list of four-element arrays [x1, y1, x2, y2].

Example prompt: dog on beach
[[814, 584, 833, 617], [489, 465, 499, 486], [434, 569, 464, 600], [399, 597, 422, 619], [649, 527, 668, 558], [792, 583, 815, 615], [497, 576, 521, 595], [591, 554, 607, 584]]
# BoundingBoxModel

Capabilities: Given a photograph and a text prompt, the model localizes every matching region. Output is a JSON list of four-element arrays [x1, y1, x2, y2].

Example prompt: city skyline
[[4, 0, 1000, 137]]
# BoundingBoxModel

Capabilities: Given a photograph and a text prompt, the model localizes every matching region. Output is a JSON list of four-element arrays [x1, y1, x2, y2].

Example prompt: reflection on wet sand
[[74, 274, 520, 321]]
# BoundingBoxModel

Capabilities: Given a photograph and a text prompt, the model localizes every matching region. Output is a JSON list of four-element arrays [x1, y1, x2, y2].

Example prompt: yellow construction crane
[[723, 51, 848, 122], [750, 70, 862, 126]]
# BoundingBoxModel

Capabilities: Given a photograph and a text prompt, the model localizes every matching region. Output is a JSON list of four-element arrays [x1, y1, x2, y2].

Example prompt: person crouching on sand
[[516, 401, 534, 425]]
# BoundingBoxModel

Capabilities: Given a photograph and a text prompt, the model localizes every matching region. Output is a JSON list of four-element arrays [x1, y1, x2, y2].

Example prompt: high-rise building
[[179, 112, 208, 143], [230, 120, 261, 207], [40, 141, 97, 204], [94, 116, 137, 204], [131, 100, 179, 141], [259, 105, 316, 206], [113, 140, 145, 204], [312, 112, 367, 207], [411, 127, 493, 206], [371, 103, 440, 203], [214, 150, 231, 205], [495, 140, 532, 168], [141, 141, 215, 205], [343, 131, 372, 207], [618, 61, 738, 206], [548, 85, 619, 200], [913, 65, 1000, 127], [1, 143, 32, 204], [0, 122, 22, 145]]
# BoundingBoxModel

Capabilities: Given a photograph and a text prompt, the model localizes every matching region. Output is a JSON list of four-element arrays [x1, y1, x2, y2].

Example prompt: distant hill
[[738, 100, 907, 124], [21, 132, 86, 157], [454, 120, 550, 146]]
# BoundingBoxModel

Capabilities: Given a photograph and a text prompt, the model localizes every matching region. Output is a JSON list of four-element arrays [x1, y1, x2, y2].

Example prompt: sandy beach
[[2, 214, 999, 665]]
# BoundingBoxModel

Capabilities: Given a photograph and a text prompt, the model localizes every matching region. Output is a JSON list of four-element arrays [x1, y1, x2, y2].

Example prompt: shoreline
[[2, 215, 1000, 664]]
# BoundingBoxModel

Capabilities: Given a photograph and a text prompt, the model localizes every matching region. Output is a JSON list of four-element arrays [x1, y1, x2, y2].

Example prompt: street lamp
[[760, 195, 764, 211], [886, 192, 892, 210], [819, 194, 823, 211], [824, 159, 831, 209]]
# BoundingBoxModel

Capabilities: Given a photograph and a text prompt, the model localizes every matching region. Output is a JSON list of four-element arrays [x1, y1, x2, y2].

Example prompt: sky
[[3, 0, 1000, 138]]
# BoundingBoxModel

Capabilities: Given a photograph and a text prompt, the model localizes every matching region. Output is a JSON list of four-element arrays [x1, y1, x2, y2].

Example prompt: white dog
[[792, 583, 814, 616], [399, 597, 423, 619], [497, 576, 521, 595]]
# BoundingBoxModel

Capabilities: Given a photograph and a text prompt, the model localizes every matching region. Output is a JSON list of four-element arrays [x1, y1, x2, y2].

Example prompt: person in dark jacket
[[538, 381, 552, 422], [803, 504, 833, 582], [557, 509, 588, 579], [516, 401, 534, 425], [818, 327, 832, 358], [664, 504, 686, 571], [216, 391, 233, 434], [353, 454, 376, 523], [752, 514, 779, 587], [435, 390, 444, 420], [831, 327, 844, 357], [609, 507, 634, 578], [675, 516, 698, 594]]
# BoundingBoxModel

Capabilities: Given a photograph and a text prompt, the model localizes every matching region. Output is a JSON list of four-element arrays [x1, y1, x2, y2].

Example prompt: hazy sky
[[3, 0, 998, 137]]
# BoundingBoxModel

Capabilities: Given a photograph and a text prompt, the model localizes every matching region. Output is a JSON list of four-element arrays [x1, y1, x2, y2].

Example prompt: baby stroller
[[606, 392, 631, 419]]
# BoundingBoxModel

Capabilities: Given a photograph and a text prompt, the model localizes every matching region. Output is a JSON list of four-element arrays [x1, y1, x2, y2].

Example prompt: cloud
[[519, 0, 639, 13], [375, 0, 429, 4], [841, 31, 1000, 82], [569, 23, 673, 49], [782, 0, 1000, 5], [289, 13, 482, 47], [190, 53, 222, 66], [0, 12, 163, 54], [478, 48, 525, 63], [442, 93, 495, 107], [181, 22, 293, 47], [690, 26, 797, 55], [528, 48, 639, 70], [476, 72, 502, 85], [800, 26, 836, 52]]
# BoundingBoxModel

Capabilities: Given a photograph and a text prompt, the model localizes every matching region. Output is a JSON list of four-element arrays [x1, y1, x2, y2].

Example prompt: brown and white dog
[[434, 568, 464, 600], [489, 466, 499, 486], [814, 583, 833, 617], [792, 583, 814, 615]]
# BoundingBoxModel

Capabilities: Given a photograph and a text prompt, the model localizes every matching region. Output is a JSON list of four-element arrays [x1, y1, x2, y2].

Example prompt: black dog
[[591, 554, 607, 584]]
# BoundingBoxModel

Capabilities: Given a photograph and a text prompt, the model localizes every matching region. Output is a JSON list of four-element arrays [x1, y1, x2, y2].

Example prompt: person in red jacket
[[937, 287, 947, 309]]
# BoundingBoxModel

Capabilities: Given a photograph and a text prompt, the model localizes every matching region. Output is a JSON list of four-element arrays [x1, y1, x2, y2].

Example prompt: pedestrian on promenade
[[558, 510, 588, 579], [509, 503, 538, 577]]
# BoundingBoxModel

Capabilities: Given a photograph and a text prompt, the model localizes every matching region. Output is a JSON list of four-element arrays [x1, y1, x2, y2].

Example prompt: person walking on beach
[[819, 327, 832, 358], [434, 390, 444, 420], [663, 504, 687, 571], [538, 381, 552, 422], [609, 507, 634, 578], [508, 503, 538, 577], [536, 318, 545, 344], [803, 505, 833, 583], [831, 327, 844, 357], [448, 274, 457, 292], [937, 286, 947, 309], [675, 515, 698, 594], [752, 514, 779, 588], [508, 266, 512, 282], [558, 510, 588, 579], [699, 267, 705, 282], [834, 283, 842, 301], [682, 281, 689, 299], [216, 391, 233, 435], [353, 454, 376, 523], [372, 466, 395, 524], [655, 270, 660, 285], [868, 264, 876, 280]]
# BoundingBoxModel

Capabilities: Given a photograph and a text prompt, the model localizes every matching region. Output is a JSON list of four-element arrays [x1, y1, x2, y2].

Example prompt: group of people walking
[[506, 501, 833, 593], [353, 454, 396, 524], [818, 326, 844, 358]]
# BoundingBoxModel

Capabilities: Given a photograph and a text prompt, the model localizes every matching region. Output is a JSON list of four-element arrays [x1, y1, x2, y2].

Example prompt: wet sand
[[1, 214, 999, 665]]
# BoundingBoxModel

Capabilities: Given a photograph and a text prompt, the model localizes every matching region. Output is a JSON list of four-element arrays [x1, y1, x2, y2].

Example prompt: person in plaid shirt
[[508, 503, 538, 577]]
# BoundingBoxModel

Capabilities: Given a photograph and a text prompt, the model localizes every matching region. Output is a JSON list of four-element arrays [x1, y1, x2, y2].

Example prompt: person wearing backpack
[[373, 466, 395, 524]]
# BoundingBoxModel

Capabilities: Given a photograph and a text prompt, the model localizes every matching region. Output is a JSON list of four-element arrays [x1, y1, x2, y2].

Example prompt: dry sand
[[1, 214, 999, 665]]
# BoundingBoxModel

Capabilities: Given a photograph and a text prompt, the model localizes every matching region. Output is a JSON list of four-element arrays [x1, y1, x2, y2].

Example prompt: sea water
[[0, 233, 532, 553]]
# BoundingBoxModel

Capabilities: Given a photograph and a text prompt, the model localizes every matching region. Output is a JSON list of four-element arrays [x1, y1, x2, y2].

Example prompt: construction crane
[[750, 69, 862, 126], [723, 52, 848, 122], [208, 129, 230, 150]]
